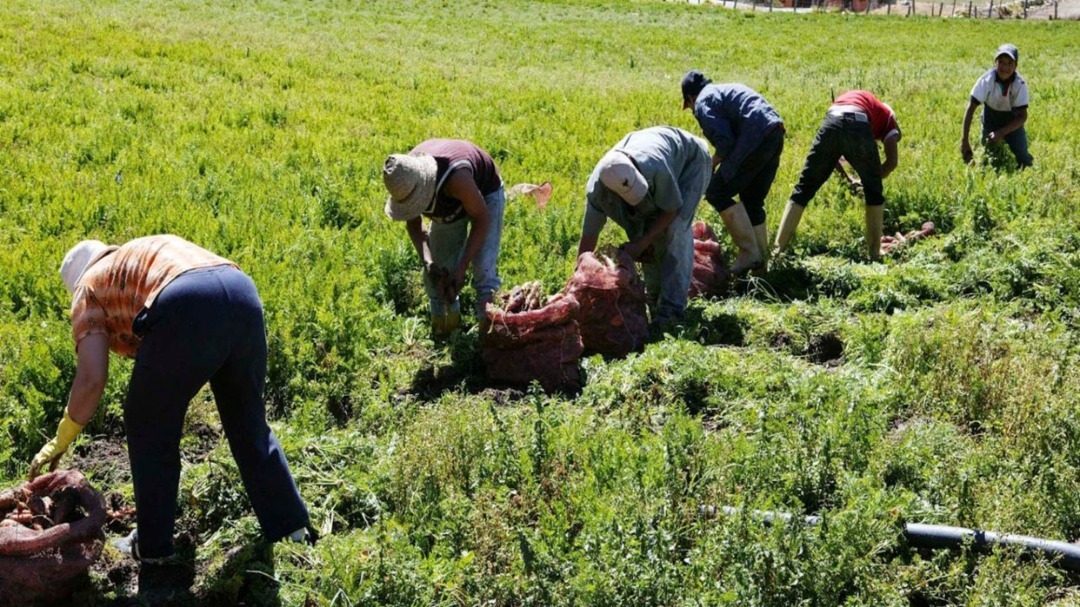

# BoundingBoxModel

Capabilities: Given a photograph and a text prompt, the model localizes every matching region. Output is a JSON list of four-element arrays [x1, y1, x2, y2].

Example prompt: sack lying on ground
[[481, 281, 584, 394], [565, 251, 648, 357], [507, 182, 553, 209], [0, 469, 107, 604], [689, 221, 731, 299]]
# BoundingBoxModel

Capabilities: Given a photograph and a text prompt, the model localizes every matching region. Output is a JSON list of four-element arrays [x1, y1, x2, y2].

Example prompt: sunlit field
[[1, 0, 1079, 604]]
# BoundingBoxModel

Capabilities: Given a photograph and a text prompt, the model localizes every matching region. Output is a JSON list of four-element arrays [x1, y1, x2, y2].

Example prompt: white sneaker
[[284, 525, 317, 545], [111, 530, 178, 565]]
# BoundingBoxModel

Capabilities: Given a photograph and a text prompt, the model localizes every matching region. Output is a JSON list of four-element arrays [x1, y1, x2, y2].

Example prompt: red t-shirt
[[832, 90, 900, 142]]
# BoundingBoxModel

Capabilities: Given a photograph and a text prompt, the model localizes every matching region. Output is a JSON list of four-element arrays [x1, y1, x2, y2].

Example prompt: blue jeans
[[982, 109, 1033, 168], [637, 141, 710, 324], [126, 266, 310, 558], [424, 187, 505, 318], [790, 112, 884, 207]]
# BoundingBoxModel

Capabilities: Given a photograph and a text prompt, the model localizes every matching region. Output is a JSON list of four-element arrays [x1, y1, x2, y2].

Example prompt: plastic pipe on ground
[[704, 506, 1080, 571]]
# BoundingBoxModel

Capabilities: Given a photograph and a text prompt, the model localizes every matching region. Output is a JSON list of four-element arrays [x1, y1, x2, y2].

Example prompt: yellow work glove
[[28, 411, 85, 480]]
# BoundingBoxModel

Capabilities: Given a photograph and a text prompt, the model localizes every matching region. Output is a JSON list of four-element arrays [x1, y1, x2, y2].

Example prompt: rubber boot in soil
[[772, 200, 805, 257], [719, 204, 763, 275]]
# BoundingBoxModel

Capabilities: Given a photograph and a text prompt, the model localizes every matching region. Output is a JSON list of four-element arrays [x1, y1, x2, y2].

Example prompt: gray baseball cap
[[995, 43, 1019, 62]]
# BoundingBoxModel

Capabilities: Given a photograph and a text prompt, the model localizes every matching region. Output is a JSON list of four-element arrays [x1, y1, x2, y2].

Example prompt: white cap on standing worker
[[60, 240, 108, 294], [597, 151, 648, 206]]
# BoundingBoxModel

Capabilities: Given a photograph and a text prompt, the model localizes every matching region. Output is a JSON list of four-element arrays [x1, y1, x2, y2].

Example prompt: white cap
[[597, 151, 648, 206], [60, 240, 108, 294]]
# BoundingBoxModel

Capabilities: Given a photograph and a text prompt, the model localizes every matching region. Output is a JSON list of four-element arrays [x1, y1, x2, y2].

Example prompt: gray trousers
[[423, 187, 505, 318]]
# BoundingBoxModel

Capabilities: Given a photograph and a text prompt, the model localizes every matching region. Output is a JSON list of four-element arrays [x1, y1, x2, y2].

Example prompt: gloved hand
[[28, 411, 84, 480]]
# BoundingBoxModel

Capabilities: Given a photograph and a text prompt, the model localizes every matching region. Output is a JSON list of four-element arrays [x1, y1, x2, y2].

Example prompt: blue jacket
[[692, 84, 783, 183]]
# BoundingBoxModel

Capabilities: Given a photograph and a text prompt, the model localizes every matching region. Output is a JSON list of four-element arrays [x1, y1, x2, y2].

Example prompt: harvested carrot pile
[[881, 221, 936, 255], [689, 221, 731, 299], [565, 251, 648, 358], [482, 282, 584, 394], [0, 470, 108, 604]]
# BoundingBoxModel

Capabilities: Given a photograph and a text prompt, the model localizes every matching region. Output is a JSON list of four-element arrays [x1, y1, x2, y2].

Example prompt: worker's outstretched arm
[[29, 333, 109, 479]]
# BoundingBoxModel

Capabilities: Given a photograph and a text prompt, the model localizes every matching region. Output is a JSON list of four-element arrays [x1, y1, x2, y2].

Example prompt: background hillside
[[1, 0, 1079, 604]]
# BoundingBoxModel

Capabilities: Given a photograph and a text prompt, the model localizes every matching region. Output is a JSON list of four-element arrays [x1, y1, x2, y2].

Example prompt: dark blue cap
[[681, 70, 712, 108]]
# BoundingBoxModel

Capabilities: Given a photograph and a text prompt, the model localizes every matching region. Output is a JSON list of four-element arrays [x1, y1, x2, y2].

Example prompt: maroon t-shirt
[[411, 139, 502, 223]]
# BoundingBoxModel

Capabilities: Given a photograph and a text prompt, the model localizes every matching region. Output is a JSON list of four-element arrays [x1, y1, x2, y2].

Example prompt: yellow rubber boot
[[431, 312, 461, 339], [719, 204, 763, 275], [431, 314, 449, 338], [444, 311, 461, 333], [773, 200, 805, 257], [865, 205, 884, 262], [752, 223, 769, 275]]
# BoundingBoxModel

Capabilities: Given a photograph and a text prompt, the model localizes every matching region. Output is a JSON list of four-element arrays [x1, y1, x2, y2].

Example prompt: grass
[[1, 0, 1079, 604]]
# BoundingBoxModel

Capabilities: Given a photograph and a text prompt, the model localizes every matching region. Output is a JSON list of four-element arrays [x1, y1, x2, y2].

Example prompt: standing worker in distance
[[773, 90, 902, 262], [382, 139, 505, 337], [577, 126, 712, 328], [30, 235, 313, 563], [961, 43, 1032, 169], [681, 70, 786, 274]]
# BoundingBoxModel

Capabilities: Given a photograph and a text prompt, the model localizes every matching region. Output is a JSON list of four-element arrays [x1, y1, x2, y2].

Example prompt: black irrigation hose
[[707, 506, 1080, 571]]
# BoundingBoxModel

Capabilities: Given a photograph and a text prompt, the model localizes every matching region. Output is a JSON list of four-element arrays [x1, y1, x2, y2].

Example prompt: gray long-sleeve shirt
[[692, 83, 783, 183], [583, 126, 710, 238]]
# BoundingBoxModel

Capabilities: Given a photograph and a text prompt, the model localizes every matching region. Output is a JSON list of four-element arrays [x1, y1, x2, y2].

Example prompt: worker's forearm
[[66, 373, 105, 426], [405, 221, 432, 265], [995, 115, 1026, 138], [578, 235, 599, 258], [456, 216, 490, 274], [636, 210, 678, 251]]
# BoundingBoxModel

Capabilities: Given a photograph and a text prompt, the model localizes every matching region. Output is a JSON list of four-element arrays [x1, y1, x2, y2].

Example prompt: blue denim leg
[[125, 267, 309, 558], [981, 110, 1032, 168], [471, 188, 505, 316], [655, 209, 697, 323], [424, 219, 467, 317], [642, 148, 708, 324], [1005, 127, 1033, 167], [424, 187, 504, 318]]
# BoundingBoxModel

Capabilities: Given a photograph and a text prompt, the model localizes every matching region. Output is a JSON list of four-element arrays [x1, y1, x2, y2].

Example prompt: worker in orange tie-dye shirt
[[29, 235, 312, 563]]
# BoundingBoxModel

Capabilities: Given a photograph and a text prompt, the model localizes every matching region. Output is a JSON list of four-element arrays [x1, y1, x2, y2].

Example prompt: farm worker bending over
[[773, 90, 902, 262], [30, 235, 312, 563], [578, 126, 711, 327], [382, 139, 505, 337], [961, 43, 1032, 169], [681, 70, 785, 274]]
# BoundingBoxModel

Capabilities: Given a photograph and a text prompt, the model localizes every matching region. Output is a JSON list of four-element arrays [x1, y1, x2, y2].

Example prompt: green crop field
[[1, 0, 1079, 604]]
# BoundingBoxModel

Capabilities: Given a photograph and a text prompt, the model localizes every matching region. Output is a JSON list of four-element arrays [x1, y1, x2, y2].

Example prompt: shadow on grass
[[409, 323, 588, 401], [87, 535, 285, 607], [196, 540, 282, 607], [408, 329, 502, 401], [680, 306, 747, 347]]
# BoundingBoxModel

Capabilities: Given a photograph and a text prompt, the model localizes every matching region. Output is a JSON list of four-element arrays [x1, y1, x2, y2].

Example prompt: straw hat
[[383, 153, 438, 221], [60, 240, 109, 294], [597, 151, 648, 206]]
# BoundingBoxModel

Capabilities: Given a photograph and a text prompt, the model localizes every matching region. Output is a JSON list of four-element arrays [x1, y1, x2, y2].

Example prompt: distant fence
[[702, 0, 1064, 18]]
